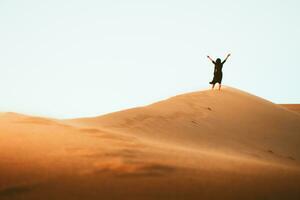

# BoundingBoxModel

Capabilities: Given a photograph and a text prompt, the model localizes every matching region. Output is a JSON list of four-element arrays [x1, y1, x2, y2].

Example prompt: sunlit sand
[[1, 86, 300, 199]]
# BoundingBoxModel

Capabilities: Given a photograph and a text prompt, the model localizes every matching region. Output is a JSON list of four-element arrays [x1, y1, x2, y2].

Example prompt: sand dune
[[1, 86, 300, 199], [279, 104, 300, 114]]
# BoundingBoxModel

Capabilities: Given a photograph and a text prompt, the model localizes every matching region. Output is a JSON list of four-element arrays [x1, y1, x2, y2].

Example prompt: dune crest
[[66, 87, 300, 162]]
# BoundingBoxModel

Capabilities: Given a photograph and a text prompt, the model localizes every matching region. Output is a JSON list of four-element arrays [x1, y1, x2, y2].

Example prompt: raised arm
[[207, 55, 215, 64], [222, 53, 231, 64]]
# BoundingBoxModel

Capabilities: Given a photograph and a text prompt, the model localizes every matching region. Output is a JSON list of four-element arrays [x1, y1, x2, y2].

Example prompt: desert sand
[[279, 104, 300, 114], [0, 86, 300, 200]]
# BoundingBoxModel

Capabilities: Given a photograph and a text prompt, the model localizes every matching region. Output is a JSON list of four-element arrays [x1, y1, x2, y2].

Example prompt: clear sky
[[0, 0, 299, 118]]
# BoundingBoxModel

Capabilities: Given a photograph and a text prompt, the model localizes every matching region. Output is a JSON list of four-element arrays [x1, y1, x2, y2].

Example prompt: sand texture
[[1, 87, 300, 200], [279, 104, 300, 114]]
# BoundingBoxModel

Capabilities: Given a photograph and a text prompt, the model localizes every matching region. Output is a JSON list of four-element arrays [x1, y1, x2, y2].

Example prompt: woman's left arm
[[207, 56, 215, 64], [222, 53, 231, 64]]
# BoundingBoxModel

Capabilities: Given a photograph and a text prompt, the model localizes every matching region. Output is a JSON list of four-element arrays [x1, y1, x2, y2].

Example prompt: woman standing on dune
[[207, 54, 231, 90]]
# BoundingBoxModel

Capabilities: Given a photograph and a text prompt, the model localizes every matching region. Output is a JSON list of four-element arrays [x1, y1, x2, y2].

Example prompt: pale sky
[[0, 0, 299, 118]]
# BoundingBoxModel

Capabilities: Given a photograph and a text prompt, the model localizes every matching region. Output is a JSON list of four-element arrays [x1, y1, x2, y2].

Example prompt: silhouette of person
[[207, 54, 231, 90]]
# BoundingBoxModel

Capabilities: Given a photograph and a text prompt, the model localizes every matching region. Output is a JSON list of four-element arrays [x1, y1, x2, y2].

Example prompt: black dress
[[210, 60, 226, 84]]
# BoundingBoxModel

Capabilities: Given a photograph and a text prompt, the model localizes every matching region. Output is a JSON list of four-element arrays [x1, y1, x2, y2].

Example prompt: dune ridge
[[1, 86, 300, 200]]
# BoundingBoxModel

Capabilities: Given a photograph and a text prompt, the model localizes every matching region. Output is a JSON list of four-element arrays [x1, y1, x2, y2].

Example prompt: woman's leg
[[212, 84, 215, 90], [218, 84, 221, 90]]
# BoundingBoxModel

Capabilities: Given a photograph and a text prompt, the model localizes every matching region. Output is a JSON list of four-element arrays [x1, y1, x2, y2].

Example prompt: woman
[[207, 54, 231, 90]]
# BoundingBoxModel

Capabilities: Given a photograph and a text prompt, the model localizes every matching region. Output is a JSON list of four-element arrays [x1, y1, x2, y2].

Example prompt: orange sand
[[1, 87, 300, 199]]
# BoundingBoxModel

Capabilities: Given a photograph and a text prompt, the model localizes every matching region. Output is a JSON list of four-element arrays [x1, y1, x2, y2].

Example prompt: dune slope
[[279, 104, 300, 114], [1, 86, 300, 200], [67, 87, 300, 162]]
